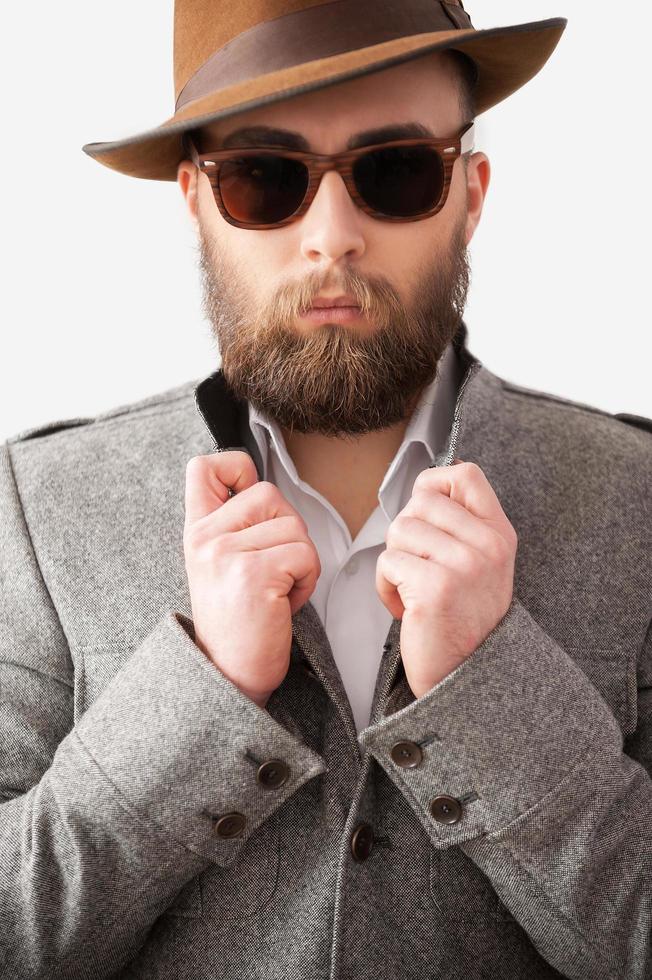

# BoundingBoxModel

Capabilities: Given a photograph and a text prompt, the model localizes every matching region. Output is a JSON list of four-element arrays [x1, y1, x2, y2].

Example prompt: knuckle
[[490, 529, 515, 563], [432, 568, 456, 604], [385, 515, 409, 547], [258, 480, 278, 495], [290, 513, 309, 537], [209, 533, 231, 560], [459, 547, 483, 578], [385, 523, 398, 548], [299, 538, 317, 561], [454, 460, 481, 482], [254, 480, 282, 505], [183, 520, 204, 550], [184, 527, 217, 563], [228, 551, 257, 586], [185, 454, 208, 474], [412, 469, 432, 493]]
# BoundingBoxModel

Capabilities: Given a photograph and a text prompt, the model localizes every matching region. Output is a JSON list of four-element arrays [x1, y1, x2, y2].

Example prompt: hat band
[[175, 0, 474, 113]]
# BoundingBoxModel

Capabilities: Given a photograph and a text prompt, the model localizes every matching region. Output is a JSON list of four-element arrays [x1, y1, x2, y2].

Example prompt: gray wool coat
[[0, 321, 650, 980]]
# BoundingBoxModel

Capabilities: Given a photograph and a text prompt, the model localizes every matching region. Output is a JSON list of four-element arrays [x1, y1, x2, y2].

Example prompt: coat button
[[350, 822, 374, 861], [256, 759, 290, 789], [430, 795, 463, 824], [213, 812, 247, 838], [390, 740, 423, 767]]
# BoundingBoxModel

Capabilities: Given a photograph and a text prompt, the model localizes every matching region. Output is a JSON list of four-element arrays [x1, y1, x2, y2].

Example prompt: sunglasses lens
[[218, 155, 309, 225], [353, 146, 445, 217]]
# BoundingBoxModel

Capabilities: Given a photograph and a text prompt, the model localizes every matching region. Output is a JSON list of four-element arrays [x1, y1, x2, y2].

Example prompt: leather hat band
[[175, 0, 474, 112]]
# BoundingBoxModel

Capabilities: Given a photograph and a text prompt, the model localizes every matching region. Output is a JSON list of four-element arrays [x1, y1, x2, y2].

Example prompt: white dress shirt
[[248, 341, 461, 733]]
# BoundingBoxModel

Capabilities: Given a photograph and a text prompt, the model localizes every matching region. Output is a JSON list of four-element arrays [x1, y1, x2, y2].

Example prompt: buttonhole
[[419, 732, 441, 747]]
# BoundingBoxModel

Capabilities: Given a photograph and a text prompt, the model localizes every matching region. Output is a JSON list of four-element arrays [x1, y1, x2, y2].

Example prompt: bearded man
[[1, 3, 650, 979]]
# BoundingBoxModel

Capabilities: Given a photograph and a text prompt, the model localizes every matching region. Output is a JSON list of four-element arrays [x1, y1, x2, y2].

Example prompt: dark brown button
[[430, 795, 463, 824], [256, 758, 290, 789], [390, 740, 423, 768], [213, 812, 246, 838], [350, 822, 374, 861]]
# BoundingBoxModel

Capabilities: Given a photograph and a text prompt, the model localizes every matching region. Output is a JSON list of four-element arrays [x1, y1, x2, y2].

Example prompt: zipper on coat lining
[[372, 359, 482, 724], [439, 359, 481, 469]]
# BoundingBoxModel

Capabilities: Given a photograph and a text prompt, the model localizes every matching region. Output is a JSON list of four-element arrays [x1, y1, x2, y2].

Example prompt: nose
[[299, 170, 366, 265]]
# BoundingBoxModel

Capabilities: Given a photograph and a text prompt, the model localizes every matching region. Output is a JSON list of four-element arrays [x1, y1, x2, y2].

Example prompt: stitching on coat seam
[[501, 385, 618, 421], [13, 398, 196, 445], [94, 387, 197, 422], [89, 399, 195, 434], [10, 391, 199, 446]]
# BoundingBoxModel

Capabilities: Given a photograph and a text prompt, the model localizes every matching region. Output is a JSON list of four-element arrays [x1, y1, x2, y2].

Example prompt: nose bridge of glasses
[[307, 163, 361, 217]]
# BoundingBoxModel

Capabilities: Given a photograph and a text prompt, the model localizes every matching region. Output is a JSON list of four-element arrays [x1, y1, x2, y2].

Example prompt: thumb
[[184, 449, 258, 524]]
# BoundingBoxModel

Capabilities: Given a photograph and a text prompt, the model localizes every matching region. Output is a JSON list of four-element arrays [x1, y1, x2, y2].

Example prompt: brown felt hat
[[81, 0, 567, 182]]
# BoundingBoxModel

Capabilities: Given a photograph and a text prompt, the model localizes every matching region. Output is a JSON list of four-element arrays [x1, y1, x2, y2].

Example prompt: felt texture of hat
[[81, 0, 567, 182]]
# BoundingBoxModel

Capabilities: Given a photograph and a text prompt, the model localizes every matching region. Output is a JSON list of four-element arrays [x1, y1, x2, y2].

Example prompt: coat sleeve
[[0, 441, 326, 980], [358, 595, 652, 980]]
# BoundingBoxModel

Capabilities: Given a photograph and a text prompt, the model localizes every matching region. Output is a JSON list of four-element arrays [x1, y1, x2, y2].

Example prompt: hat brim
[[82, 17, 566, 181]]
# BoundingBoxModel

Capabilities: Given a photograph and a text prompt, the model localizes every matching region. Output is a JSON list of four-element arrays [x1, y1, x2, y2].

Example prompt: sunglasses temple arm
[[461, 123, 475, 155], [182, 132, 200, 166]]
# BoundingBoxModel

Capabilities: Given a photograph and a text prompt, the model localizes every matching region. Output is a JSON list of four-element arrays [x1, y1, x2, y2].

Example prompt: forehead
[[197, 51, 462, 151]]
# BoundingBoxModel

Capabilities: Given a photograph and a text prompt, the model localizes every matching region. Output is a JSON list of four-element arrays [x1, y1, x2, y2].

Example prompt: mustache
[[262, 268, 404, 333]]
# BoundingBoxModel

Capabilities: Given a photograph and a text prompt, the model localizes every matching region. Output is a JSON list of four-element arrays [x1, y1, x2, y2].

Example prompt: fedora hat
[[81, 0, 567, 182]]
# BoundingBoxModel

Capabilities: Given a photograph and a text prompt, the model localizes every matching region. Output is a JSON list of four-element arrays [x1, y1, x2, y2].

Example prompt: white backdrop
[[1, 1, 650, 441]]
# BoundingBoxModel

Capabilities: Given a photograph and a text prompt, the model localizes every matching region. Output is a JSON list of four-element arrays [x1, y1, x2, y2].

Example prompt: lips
[[309, 294, 360, 309]]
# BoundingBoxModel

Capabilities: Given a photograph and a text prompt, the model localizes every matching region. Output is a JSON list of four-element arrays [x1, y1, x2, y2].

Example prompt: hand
[[183, 451, 321, 709], [375, 459, 518, 699]]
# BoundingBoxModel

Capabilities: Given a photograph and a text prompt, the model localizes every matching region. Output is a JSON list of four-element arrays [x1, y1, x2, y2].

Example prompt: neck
[[279, 388, 422, 541]]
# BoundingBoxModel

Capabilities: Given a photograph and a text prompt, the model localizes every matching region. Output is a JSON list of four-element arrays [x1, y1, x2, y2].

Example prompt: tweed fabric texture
[[0, 323, 650, 979]]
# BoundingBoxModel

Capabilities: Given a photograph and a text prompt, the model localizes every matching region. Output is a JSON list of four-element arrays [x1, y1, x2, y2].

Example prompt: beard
[[196, 213, 471, 438]]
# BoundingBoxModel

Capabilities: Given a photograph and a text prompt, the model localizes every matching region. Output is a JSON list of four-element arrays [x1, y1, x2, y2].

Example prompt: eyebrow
[[217, 122, 438, 152]]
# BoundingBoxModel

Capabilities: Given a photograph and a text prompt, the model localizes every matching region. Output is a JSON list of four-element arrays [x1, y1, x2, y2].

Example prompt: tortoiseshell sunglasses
[[182, 121, 475, 229]]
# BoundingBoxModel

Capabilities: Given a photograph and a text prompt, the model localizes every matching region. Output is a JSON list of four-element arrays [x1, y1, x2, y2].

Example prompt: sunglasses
[[182, 122, 475, 229]]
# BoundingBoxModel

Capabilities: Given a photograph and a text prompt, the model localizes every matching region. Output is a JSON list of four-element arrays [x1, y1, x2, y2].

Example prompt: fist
[[183, 451, 321, 708], [376, 459, 518, 698]]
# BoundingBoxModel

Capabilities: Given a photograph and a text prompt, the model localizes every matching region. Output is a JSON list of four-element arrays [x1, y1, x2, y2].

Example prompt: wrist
[[188, 625, 273, 708]]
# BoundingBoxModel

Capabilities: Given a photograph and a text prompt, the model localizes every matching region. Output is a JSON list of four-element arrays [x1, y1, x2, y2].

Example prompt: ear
[[177, 160, 200, 226], [463, 152, 490, 245]]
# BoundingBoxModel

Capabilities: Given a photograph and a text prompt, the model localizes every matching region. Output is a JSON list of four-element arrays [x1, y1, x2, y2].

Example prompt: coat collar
[[192, 320, 492, 748]]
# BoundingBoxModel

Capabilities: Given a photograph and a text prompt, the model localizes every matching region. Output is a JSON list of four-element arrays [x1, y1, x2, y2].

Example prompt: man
[[1, 3, 650, 979]]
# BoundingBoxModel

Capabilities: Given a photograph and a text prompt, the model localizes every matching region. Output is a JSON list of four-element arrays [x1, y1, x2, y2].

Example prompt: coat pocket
[[164, 810, 281, 923]]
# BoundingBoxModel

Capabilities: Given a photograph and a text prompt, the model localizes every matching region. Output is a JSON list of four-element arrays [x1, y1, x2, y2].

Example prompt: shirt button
[[430, 795, 463, 824], [256, 759, 290, 789], [213, 812, 247, 838], [350, 822, 375, 861], [345, 555, 360, 576], [390, 740, 423, 768]]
